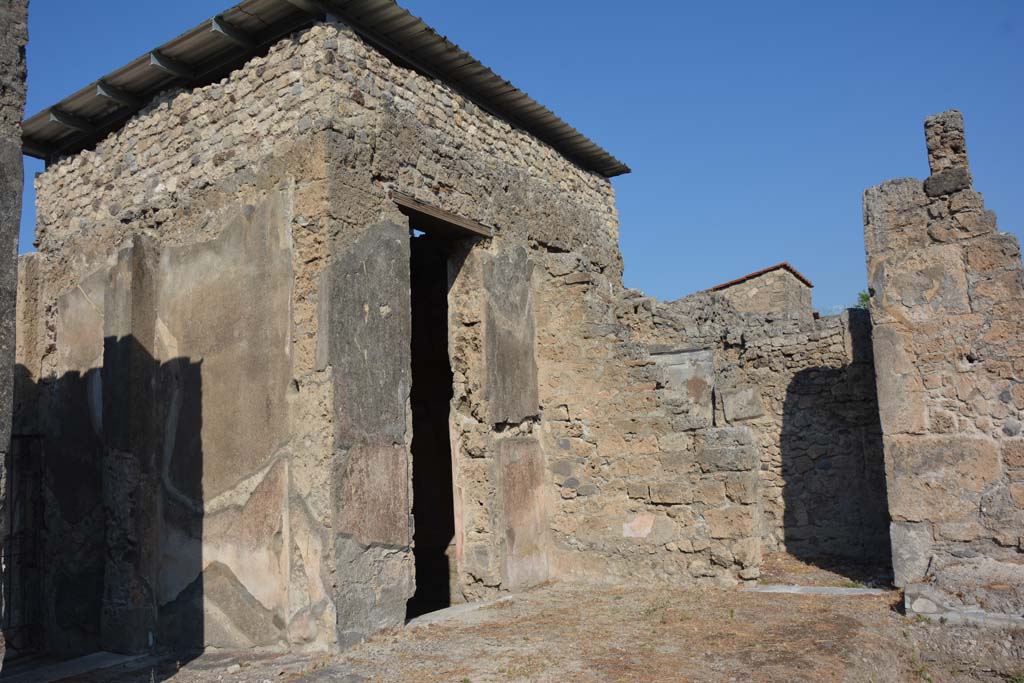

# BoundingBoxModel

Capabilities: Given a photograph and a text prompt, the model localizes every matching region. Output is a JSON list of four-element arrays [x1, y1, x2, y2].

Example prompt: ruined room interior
[[0, 0, 1021, 680]]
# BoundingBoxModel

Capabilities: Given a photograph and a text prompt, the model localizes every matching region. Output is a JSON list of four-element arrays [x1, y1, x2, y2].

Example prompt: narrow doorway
[[406, 232, 456, 619]]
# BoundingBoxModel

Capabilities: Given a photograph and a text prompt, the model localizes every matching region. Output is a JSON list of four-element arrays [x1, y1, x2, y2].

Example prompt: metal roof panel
[[22, 0, 629, 177]]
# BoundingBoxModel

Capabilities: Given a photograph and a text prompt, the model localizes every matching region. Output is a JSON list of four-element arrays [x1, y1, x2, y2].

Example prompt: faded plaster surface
[[22, 11, 1012, 665]]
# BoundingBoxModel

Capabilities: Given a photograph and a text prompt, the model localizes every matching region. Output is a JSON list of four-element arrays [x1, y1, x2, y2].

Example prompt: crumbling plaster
[[7, 2, 1022, 663]]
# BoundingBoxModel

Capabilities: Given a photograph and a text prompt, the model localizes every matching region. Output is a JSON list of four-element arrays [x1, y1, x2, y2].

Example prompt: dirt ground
[[49, 556, 1024, 683]]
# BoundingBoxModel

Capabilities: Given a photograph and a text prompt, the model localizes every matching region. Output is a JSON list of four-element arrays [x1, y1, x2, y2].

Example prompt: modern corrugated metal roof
[[21, 0, 630, 177]]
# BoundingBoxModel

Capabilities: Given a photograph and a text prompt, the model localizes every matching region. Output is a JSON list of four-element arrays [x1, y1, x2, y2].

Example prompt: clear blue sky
[[20, 0, 1023, 312]]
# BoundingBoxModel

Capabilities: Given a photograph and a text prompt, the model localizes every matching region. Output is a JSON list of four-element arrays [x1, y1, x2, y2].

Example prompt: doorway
[[405, 232, 456, 620]]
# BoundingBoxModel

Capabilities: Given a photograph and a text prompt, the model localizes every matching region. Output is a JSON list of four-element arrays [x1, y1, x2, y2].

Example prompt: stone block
[[692, 478, 727, 505], [704, 506, 754, 540], [1003, 439, 1024, 469], [965, 233, 1022, 275], [625, 482, 649, 500], [696, 429, 759, 473], [870, 323, 926, 435], [496, 437, 549, 589], [335, 441, 410, 548], [652, 349, 714, 428], [924, 109, 968, 174], [969, 269, 1024, 313], [924, 167, 972, 197], [723, 472, 758, 504], [722, 386, 765, 422], [650, 482, 691, 505], [329, 222, 411, 448], [483, 246, 539, 424], [862, 178, 929, 257], [1009, 483, 1024, 508], [885, 435, 1001, 524], [869, 243, 970, 323], [889, 521, 932, 588], [731, 537, 761, 568]]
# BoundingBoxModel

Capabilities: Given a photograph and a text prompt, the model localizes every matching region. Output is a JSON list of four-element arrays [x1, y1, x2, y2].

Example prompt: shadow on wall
[[779, 310, 892, 583], [2, 337, 204, 674]]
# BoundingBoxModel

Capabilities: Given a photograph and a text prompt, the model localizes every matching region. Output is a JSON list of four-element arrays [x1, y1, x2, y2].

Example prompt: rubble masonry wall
[[863, 110, 1024, 620]]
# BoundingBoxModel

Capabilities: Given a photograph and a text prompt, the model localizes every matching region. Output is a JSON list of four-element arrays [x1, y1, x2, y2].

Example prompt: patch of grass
[[909, 656, 933, 682]]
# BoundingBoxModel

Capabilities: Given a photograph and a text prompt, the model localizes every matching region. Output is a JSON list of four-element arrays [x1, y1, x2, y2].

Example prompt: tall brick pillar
[[864, 110, 1024, 622]]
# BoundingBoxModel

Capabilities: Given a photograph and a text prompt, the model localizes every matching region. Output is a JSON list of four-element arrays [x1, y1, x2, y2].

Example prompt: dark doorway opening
[[779, 310, 892, 587], [406, 233, 456, 620]]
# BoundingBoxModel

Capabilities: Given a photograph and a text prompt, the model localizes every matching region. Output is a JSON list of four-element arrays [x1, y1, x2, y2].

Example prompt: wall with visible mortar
[[533, 267, 764, 586], [18, 17, 619, 655], [20, 10, 1001, 661], [714, 269, 813, 320], [863, 110, 1024, 620], [531, 260, 883, 587]]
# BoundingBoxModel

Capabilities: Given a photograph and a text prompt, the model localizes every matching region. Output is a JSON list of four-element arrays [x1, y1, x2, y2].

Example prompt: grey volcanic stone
[[329, 222, 412, 448], [923, 167, 972, 197], [483, 246, 539, 424], [889, 521, 932, 588]]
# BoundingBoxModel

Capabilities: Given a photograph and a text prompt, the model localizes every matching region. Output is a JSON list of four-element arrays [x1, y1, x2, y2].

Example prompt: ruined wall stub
[[536, 272, 764, 586], [864, 110, 1024, 621], [590, 290, 888, 568]]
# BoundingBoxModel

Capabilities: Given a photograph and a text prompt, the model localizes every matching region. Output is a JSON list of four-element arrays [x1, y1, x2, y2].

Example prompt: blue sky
[[20, 1, 1023, 312]]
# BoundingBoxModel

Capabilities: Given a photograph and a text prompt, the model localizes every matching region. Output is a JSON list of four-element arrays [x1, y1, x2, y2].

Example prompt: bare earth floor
[[45, 558, 1024, 683]]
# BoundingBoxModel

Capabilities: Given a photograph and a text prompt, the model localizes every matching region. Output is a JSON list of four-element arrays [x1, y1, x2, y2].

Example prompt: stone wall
[[715, 268, 813, 320], [602, 291, 888, 566], [863, 110, 1024, 621], [19, 18, 619, 654], [535, 266, 763, 585], [531, 259, 887, 586], [0, 0, 28, 665]]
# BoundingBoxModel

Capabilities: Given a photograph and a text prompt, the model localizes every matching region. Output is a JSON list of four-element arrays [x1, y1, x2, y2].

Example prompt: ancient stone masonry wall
[[863, 110, 1024, 621], [612, 291, 888, 565], [715, 269, 813, 320], [311, 20, 620, 609], [0, 0, 28, 664], [22, 17, 620, 654], [534, 268, 763, 586], [21, 24, 384, 656], [526, 220, 883, 586]]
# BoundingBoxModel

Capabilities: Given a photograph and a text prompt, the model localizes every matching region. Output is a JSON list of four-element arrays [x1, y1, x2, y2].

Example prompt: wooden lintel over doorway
[[392, 191, 493, 239]]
